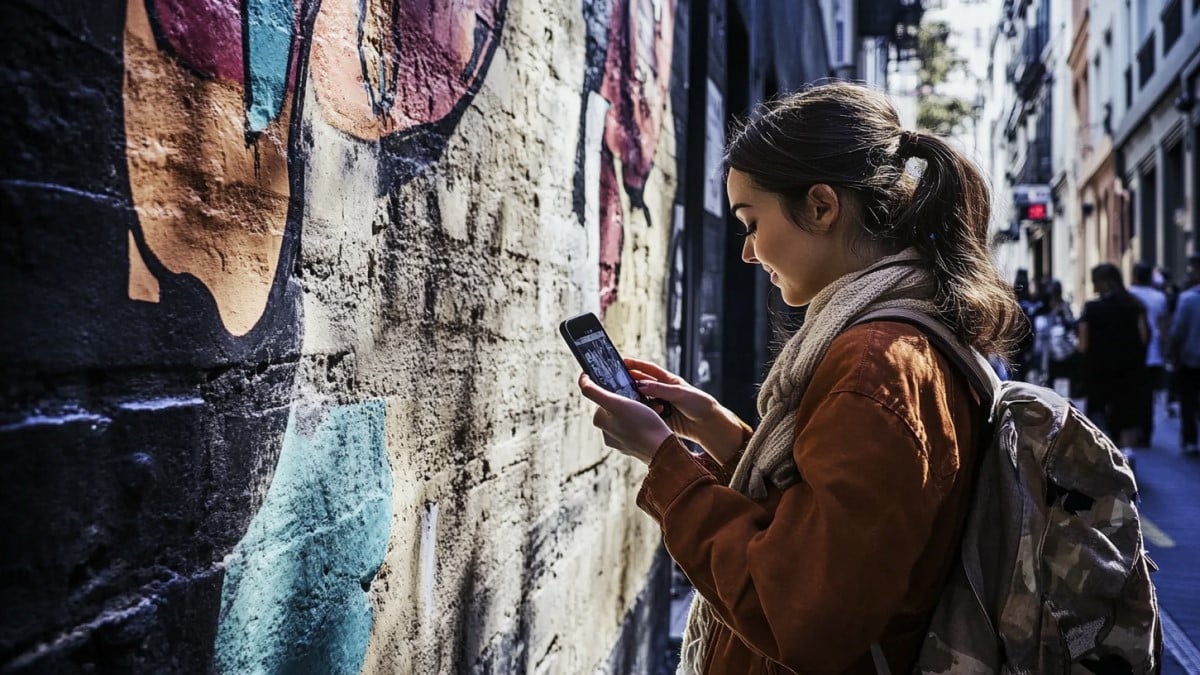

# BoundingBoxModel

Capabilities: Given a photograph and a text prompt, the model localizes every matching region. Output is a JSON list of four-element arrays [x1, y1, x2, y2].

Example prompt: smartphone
[[560, 312, 647, 403]]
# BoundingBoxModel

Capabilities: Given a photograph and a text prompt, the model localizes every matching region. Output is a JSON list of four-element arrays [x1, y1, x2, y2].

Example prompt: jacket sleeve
[[638, 371, 956, 673]]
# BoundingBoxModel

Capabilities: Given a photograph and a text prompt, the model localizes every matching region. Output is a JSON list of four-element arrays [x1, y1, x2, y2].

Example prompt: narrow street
[[1134, 400, 1200, 674]]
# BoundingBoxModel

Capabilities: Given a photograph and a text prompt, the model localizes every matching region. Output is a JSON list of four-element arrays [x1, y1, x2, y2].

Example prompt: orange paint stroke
[[123, 0, 291, 336]]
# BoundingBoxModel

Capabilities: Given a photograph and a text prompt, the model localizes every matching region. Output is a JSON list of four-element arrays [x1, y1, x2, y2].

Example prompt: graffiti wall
[[1, 0, 681, 672]]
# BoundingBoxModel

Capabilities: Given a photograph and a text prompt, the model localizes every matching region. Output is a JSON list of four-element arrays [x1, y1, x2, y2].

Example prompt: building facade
[[1112, 0, 1200, 289], [994, 0, 1200, 304]]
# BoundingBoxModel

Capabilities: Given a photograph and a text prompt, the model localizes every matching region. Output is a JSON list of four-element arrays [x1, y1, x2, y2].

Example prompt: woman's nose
[[741, 236, 757, 264]]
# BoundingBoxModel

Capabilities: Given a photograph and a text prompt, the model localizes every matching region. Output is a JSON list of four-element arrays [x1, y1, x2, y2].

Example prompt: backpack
[[855, 309, 1162, 675]]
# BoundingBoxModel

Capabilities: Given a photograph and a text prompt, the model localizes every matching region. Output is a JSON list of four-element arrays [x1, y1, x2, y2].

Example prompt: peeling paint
[[419, 500, 439, 623], [0, 413, 111, 433], [117, 396, 205, 411]]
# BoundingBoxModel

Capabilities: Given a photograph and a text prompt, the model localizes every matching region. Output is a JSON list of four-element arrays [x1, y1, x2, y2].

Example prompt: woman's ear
[[805, 184, 840, 232]]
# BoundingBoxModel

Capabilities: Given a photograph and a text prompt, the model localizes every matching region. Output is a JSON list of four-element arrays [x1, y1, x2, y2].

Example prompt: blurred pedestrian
[[1077, 263, 1149, 462], [573, 82, 1024, 674], [1032, 279, 1076, 395], [1169, 255, 1200, 454], [1128, 262, 1169, 445], [1010, 268, 1037, 382], [1158, 265, 1183, 417]]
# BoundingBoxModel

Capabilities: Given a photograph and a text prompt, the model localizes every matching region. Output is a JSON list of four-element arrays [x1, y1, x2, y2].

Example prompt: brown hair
[[724, 82, 1024, 358]]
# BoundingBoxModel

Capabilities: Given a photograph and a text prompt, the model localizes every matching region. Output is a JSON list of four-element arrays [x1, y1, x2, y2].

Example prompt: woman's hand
[[623, 358, 747, 465], [578, 373, 673, 464]]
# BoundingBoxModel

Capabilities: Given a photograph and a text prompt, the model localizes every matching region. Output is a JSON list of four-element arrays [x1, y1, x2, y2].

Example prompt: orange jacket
[[638, 321, 981, 675]]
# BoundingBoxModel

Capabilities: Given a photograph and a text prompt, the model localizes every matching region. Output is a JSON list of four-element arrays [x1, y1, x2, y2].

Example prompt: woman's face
[[726, 169, 846, 307]]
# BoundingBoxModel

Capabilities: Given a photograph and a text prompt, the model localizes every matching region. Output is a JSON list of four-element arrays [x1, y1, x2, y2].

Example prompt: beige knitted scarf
[[677, 248, 939, 675]]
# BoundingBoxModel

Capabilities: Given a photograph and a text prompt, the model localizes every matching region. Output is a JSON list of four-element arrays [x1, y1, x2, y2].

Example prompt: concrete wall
[[0, 0, 684, 672]]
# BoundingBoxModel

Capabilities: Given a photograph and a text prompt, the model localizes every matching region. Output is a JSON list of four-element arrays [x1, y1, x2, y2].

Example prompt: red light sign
[[1025, 203, 1048, 221]]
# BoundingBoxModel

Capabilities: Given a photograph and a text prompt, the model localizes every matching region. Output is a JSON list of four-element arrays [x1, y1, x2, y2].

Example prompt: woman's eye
[[734, 221, 757, 238]]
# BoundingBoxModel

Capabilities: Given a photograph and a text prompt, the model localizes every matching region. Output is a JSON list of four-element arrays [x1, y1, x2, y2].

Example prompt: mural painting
[[577, 0, 675, 316], [0, 0, 504, 672], [121, 0, 507, 670], [2, 0, 682, 670]]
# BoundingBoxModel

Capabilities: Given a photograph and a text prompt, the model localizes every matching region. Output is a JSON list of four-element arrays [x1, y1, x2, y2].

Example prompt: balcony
[[858, 0, 923, 36], [1010, 23, 1048, 100], [1014, 137, 1052, 185]]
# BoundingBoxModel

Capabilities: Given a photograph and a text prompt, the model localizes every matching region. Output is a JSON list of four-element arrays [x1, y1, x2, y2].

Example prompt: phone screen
[[560, 313, 643, 402]]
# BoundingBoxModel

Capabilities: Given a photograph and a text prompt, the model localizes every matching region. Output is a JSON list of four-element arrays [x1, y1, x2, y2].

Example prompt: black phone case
[[558, 315, 646, 403]]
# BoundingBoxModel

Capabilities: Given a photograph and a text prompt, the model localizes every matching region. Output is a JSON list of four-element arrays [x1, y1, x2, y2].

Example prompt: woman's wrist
[[697, 406, 748, 465]]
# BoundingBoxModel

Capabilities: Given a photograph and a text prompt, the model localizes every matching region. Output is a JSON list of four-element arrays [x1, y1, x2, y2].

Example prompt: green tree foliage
[[917, 22, 960, 88], [918, 95, 975, 135], [915, 21, 975, 135]]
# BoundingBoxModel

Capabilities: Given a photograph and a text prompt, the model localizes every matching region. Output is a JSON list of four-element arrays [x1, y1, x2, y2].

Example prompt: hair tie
[[897, 130, 920, 158]]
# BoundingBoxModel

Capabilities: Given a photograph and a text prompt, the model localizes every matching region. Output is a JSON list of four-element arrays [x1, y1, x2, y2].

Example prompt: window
[[1138, 34, 1156, 87], [1163, 0, 1183, 51]]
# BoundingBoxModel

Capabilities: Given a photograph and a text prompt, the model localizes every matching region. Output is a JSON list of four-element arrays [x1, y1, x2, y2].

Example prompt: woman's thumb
[[579, 374, 632, 410]]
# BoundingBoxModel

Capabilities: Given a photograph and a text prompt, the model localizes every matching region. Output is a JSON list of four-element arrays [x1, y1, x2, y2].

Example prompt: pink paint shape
[[148, 0, 244, 81], [310, 0, 504, 139]]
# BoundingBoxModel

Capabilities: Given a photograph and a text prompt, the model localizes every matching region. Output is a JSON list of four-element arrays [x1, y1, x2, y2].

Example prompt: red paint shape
[[599, 0, 673, 192], [599, 146, 624, 317], [149, 0, 244, 81]]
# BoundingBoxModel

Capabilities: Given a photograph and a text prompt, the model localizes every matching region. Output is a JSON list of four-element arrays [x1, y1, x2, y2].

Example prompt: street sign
[[1013, 183, 1053, 222]]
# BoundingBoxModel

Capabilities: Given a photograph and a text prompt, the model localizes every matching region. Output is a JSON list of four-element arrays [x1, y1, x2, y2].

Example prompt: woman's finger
[[627, 368, 660, 383], [624, 358, 684, 384], [636, 379, 700, 405]]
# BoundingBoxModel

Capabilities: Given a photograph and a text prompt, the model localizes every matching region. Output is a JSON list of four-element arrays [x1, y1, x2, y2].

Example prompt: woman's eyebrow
[[731, 202, 751, 216]]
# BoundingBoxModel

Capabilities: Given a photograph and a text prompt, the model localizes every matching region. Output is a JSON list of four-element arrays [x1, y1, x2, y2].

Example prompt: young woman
[[575, 83, 1024, 674]]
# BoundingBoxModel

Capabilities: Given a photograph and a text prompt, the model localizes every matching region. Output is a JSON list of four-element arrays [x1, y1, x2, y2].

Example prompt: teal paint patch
[[215, 400, 393, 674], [245, 0, 295, 132]]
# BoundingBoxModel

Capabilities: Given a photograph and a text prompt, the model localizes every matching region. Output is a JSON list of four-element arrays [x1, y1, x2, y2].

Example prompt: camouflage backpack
[[856, 309, 1162, 675]]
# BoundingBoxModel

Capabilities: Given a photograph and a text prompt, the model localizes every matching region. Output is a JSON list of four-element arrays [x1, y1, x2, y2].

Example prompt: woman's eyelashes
[[733, 221, 757, 238]]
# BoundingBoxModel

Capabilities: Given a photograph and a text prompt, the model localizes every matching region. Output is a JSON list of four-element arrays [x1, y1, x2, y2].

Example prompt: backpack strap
[[852, 308, 1001, 410], [858, 308, 1004, 675]]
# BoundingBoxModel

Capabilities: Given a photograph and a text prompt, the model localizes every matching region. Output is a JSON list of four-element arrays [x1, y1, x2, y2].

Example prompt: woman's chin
[[779, 290, 811, 308]]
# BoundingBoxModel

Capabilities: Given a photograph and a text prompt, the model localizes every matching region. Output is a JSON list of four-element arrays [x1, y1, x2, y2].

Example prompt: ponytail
[[890, 131, 1025, 359]]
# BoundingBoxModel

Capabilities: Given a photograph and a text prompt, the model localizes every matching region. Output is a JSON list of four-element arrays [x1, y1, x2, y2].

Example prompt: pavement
[[657, 397, 1200, 673], [1130, 400, 1200, 674]]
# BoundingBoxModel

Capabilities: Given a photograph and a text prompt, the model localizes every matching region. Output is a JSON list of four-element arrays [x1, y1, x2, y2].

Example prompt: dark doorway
[[1166, 140, 1186, 279], [721, 1, 758, 424], [1140, 164, 1159, 267]]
